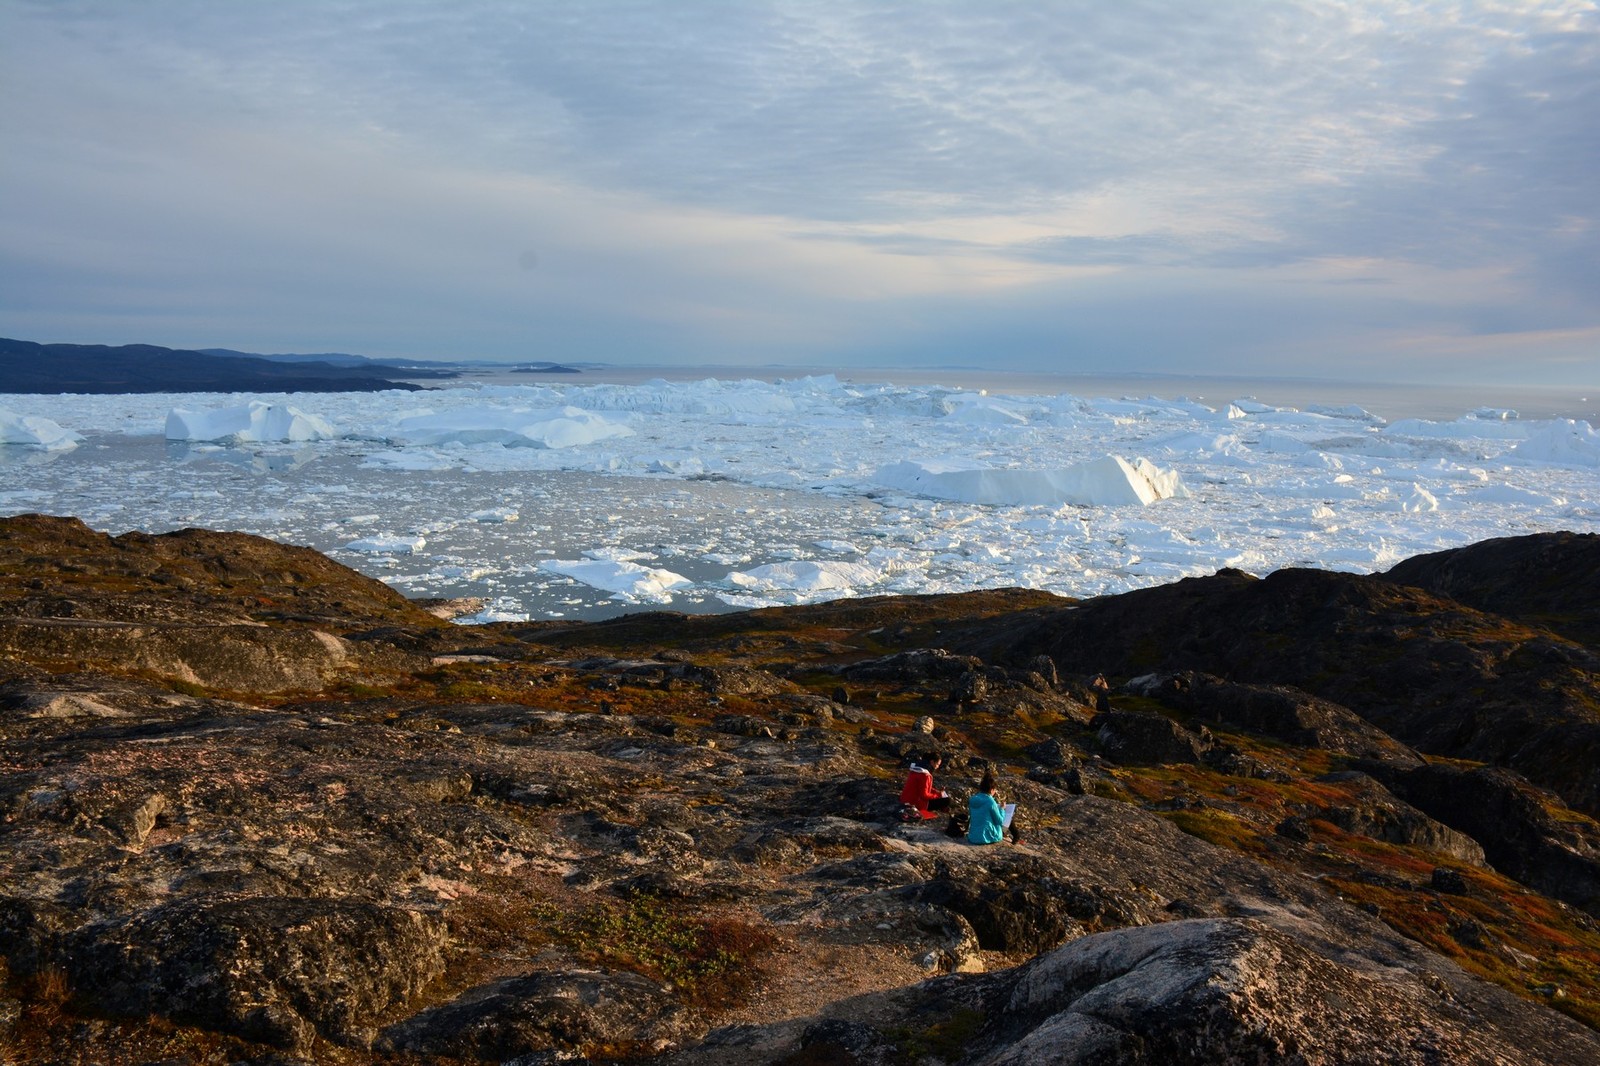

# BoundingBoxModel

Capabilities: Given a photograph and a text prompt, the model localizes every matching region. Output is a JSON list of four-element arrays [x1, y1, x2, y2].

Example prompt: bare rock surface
[[3, 514, 1600, 1064]]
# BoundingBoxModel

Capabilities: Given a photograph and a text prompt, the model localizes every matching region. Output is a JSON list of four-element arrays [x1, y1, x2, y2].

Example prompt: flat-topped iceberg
[[1511, 420, 1600, 468], [166, 402, 336, 443], [344, 534, 426, 555], [383, 405, 633, 449], [727, 559, 887, 596], [538, 557, 690, 603], [875, 455, 1188, 507], [0, 409, 81, 450]]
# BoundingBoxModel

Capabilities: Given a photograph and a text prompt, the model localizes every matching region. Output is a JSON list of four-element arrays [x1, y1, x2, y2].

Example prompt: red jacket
[[900, 764, 943, 819]]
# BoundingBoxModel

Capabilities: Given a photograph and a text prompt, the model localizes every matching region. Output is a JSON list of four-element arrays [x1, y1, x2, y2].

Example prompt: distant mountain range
[[0, 338, 457, 394], [0, 339, 587, 393]]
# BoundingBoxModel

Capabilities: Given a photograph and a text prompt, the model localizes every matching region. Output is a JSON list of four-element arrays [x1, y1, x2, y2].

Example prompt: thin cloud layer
[[0, 0, 1595, 383]]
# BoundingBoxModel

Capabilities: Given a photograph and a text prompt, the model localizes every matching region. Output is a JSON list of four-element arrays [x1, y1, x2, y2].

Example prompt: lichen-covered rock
[[1094, 708, 1212, 764], [1136, 671, 1424, 765], [63, 895, 448, 1050], [379, 970, 683, 1061], [976, 918, 1576, 1065], [842, 648, 983, 682], [1370, 761, 1600, 915], [1315, 771, 1487, 866]]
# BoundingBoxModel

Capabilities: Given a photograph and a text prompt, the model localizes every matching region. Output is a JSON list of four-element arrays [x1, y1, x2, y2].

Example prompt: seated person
[[968, 769, 1020, 844], [900, 752, 952, 819]]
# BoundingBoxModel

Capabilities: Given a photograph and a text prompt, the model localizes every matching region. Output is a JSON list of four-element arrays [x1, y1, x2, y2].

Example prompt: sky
[[2, 1, 1597, 385]]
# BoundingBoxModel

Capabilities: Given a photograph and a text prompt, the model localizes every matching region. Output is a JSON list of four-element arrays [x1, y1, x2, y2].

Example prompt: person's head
[[979, 769, 996, 794], [927, 752, 943, 770]]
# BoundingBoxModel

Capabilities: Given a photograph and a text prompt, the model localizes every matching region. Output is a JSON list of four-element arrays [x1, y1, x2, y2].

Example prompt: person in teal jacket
[[968, 769, 1018, 845]]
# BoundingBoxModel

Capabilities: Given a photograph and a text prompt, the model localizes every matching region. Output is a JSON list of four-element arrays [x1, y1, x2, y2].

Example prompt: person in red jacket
[[900, 752, 952, 819]]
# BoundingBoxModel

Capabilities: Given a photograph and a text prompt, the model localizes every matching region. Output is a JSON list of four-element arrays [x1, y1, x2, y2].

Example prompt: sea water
[[4, 369, 1597, 622]]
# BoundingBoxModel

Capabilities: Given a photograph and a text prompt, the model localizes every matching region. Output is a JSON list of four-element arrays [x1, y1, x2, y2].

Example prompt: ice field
[[4, 374, 1599, 621]]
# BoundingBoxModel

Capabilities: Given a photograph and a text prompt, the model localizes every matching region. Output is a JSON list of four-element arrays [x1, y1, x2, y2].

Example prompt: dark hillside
[[0, 337, 430, 393], [1383, 531, 1600, 647], [939, 563, 1600, 815]]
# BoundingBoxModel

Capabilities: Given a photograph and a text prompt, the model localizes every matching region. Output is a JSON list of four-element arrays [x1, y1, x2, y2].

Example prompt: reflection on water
[[165, 441, 323, 473], [0, 444, 76, 470]]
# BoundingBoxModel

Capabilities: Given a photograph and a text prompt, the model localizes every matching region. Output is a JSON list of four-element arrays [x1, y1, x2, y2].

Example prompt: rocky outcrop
[[4, 518, 1600, 1064], [1093, 708, 1212, 764], [1129, 670, 1423, 765], [1368, 761, 1600, 915], [1313, 770, 1488, 866], [379, 970, 686, 1060], [663, 913, 1596, 1066], [1383, 530, 1600, 647], [0, 618, 405, 694], [941, 564, 1600, 817], [64, 895, 447, 1049]]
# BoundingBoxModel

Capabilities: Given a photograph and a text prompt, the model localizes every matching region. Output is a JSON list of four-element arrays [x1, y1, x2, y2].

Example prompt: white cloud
[[0, 0, 1595, 380]]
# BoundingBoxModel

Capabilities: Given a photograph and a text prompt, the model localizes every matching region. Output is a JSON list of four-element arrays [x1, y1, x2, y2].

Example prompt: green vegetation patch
[[535, 892, 779, 1006]]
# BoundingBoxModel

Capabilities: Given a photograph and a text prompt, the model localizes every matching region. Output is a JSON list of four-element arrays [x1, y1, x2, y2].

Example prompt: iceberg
[[727, 559, 887, 596], [875, 455, 1187, 507], [166, 402, 337, 443], [538, 558, 690, 603], [939, 393, 1030, 425], [384, 405, 633, 449], [1384, 417, 1529, 441], [0, 409, 82, 451], [1511, 420, 1600, 468], [345, 534, 427, 555]]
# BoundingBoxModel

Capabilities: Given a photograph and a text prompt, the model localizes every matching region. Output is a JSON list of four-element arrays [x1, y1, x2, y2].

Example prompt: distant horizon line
[[6, 335, 1595, 394]]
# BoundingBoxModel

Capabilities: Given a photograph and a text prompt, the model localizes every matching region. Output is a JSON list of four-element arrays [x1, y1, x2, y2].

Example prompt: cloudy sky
[[2, 1, 1597, 384]]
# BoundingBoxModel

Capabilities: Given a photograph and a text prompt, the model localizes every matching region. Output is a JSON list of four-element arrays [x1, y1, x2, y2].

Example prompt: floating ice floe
[[1386, 485, 1440, 513], [538, 558, 690, 603], [0, 408, 81, 450], [727, 559, 888, 597], [1472, 484, 1567, 506], [938, 393, 1030, 425], [8, 371, 1600, 621], [165, 401, 337, 443], [1306, 403, 1383, 423], [1511, 420, 1600, 468], [1384, 417, 1529, 441], [875, 455, 1187, 507], [383, 405, 633, 449], [344, 534, 427, 554]]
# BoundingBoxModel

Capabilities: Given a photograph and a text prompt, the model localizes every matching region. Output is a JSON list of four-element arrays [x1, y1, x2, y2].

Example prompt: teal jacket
[[968, 791, 1005, 845]]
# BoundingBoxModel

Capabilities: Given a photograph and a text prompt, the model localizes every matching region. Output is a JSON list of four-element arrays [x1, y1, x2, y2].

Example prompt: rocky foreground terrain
[[3, 514, 1600, 1064]]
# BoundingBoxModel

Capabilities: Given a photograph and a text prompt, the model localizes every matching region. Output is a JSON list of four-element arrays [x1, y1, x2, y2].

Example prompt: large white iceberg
[[166, 402, 337, 443], [538, 558, 690, 602], [1384, 417, 1529, 441], [345, 534, 427, 555], [384, 405, 633, 449], [0, 408, 82, 450], [938, 393, 1030, 425], [727, 559, 887, 596], [875, 455, 1188, 507], [1511, 420, 1600, 468]]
